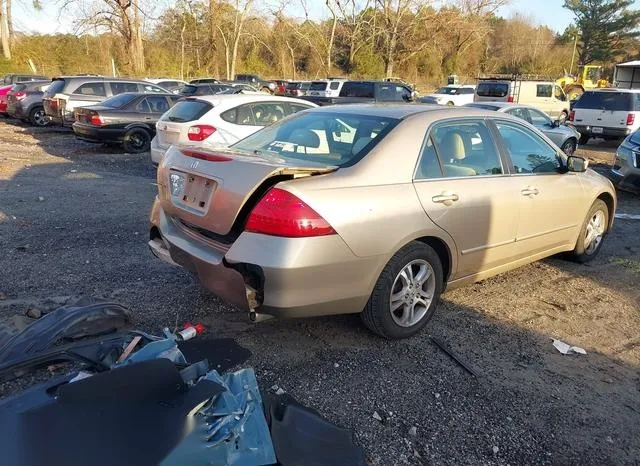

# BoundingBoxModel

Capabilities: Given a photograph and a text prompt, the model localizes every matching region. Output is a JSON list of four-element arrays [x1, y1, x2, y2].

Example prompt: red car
[[0, 85, 14, 115]]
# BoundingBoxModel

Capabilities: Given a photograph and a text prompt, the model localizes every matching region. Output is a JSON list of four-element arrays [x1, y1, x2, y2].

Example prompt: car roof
[[191, 94, 314, 106], [307, 103, 514, 120], [110, 92, 176, 98], [584, 88, 640, 93]]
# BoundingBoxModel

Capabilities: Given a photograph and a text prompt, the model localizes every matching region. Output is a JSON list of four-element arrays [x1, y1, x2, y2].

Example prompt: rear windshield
[[309, 81, 328, 91], [339, 82, 374, 98], [231, 111, 399, 168], [161, 99, 212, 123], [573, 91, 636, 111], [100, 93, 139, 108], [476, 82, 509, 97], [44, 79, 65, 97], [180, 85, 198, 96]]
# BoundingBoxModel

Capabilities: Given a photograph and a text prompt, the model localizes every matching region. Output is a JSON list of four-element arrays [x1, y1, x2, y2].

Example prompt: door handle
[[432, 192, 459, 205], [521, 187, 539, 196]]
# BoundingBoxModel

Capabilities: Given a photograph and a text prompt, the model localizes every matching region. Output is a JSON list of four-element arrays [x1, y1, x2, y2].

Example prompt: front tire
[[561, 138, 577, 156], [123, 128, 151, 153], [571, 199, 608, 263], [361, 241, 443, 339]]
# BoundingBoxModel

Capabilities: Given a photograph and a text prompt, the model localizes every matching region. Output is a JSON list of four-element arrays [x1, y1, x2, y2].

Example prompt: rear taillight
[[245, 188, 336, 238], [90, 112, 104, 126], [626, 113, 635, 125], [12, 91, 26, 100], [188, 124, 216, 141], [569, 110, 575, 121], [48, 98, 58, 109], [507, 96, 514, 103]]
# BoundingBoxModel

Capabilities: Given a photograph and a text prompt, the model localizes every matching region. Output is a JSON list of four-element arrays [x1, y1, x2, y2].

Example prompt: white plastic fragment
[[553, 339, 586, 355], [372, 411, 383, 422], [275, 388, 286, 395], [615, 213, 640, 220]]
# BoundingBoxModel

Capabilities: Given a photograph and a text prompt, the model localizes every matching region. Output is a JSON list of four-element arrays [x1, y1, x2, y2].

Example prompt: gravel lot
[[0, 120, 638, 465]]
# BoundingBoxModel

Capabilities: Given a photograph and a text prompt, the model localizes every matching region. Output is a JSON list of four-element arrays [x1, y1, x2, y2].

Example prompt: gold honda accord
[[150, 105, 616, 339]]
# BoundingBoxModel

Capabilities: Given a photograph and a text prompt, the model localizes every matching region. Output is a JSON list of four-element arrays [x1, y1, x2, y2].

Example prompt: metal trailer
[[614, 61, 640, 89]]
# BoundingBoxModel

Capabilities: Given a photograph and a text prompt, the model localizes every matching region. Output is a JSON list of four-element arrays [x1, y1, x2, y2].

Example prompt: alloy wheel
[[583, 210, 605, 254], [389, 259, 436, 327]]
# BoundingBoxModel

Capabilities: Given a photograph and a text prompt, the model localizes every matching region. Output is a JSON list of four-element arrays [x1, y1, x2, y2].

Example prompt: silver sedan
[[465, 102, 581, 155]]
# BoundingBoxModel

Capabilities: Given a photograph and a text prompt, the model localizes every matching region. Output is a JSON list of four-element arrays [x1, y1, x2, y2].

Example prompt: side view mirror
[[552, 119, 561, 127], [566, 155, 588, 172]]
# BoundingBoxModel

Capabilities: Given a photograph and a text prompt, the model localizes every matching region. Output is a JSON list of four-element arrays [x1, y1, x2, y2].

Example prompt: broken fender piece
[[553, 339, 586, 355]]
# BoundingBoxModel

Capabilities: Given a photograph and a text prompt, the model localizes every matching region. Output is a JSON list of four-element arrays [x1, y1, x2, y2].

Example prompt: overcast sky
[[12, 0, 640, 35]]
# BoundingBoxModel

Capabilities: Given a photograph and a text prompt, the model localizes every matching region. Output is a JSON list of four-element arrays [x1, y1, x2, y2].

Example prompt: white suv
[[569, 89, 640, 145], [306, 79, 346, 98], [419, 85, 475, 106], [150, 94, 315, 165]]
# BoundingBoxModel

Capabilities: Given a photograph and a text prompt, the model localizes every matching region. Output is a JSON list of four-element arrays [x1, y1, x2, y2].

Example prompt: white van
[[474, 78, 570, 118], [569, 88, 640, 144]]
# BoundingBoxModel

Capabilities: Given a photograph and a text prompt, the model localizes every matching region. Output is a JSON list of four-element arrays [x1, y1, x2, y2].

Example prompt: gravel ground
[[0, 120, 639, 465]]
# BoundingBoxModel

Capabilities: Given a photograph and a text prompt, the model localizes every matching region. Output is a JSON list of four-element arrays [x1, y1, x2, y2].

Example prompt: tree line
[[2, 0, 640, 89]]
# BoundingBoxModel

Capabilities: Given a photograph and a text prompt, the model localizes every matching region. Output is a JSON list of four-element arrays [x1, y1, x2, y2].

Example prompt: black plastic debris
[[264, 393, 367, 466], [0, 300, 132, 365], [178, 337, 252, 372], [431, 336, 480, 378]]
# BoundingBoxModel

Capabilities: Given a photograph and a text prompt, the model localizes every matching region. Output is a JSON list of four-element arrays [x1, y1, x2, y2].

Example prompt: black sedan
[[72, 93, 180, 153]]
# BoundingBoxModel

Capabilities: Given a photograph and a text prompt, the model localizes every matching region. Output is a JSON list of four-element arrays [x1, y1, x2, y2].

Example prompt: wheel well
[[597, 192, 615, 231], [414, 236, 452, 282]]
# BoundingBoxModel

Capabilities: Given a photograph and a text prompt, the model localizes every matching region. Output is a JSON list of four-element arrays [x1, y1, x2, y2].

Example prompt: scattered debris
[[552, 339, 586, 355], [372, 411, 384, 422], [37, 196, 44, 202], [434, 392, 441, 399], [70, 169, 78, 173], [24, 307, 42, 319], [270, 384, 279, 391], [0, 292, 6, 300], [275, 387, 286, 396], [116, 335, 142, 362], [408, 426, 417, 437], [492, 446, 499, 455], [334, 362, 340, 368], [431, 337, 480, 378], [615, 213, 640, 220]]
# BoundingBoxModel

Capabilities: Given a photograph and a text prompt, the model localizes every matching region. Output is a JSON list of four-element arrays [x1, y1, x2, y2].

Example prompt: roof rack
[[477, 73, 556, 82]]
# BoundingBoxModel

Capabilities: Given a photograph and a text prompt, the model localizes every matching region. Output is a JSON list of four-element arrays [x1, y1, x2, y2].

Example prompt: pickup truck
[[301, 80, 416, 106], [234, 74, 276, 93]]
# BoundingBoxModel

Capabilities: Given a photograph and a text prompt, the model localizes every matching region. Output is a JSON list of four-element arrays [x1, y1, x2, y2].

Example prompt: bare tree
[[326, 0, 338, 73], [0, 0, 10, 59], [215, 0, 254, 79], [336, 0, 373, 70], [67, 0, 146, 75]]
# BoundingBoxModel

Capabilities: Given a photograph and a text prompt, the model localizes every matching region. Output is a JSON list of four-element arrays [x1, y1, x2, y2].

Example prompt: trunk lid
[[155, 98, 214, 149], [573, 90, 636, 129], [157, 145, 336, 236]]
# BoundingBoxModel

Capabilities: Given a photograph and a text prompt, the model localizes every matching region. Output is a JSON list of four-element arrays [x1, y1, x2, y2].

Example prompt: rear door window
[[289, 103, 313, 114], [251, 102, 286, 125], [135, 98, 152, 113], [73, 82, 106, 97], [573, 91, 633, 111], [340, 82, 374, 98], [110, 82, 138, 95], [476, 82, 509, 98], [145, 96, 171, 113], [161, 99, 212, 122], [220, 104, 256, 125]]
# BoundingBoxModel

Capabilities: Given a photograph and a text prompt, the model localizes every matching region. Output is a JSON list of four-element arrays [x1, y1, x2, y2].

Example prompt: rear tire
[[570, 199, 608, 263], [579, 134, 589, 145], [446, 101, 454, 106], [260, 86, 272, 94], [361, 241, 443, 339], [123, 128, 151, 153], [561, 138, 577, 156], [29, 106, 48, 127]]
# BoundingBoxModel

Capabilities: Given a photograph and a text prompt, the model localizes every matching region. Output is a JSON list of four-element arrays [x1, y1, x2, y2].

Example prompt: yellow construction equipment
[[556, 65, 609, 100]]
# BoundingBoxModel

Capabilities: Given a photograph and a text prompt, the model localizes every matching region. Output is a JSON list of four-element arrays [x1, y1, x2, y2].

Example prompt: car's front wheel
[[571, 199, 609, 263], [561, 138, 577, 156], [361, 241, 443, 339], [29, 106, 48, 127], [579, 134, 589, 145]]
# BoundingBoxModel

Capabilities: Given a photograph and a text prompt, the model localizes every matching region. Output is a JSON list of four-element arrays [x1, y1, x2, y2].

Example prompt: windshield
[[232, 111, 399, 167], [161, 99, 212, 123], [44, 79, 65, 98], [309, 81, 328, 91], [477, 82, 509, 97], [573, 91, 634, 111], [435, 87, 458, 95], [100, 93, 139, 108]]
